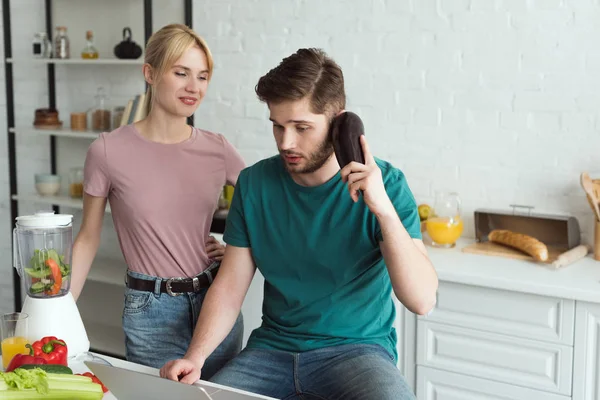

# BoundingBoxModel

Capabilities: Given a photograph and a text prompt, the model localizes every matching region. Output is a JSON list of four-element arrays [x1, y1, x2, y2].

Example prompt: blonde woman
[[70, 24, 245, 377]]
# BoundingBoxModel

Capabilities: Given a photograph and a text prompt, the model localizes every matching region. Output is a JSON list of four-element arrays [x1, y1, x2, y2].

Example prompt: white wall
[[1, 0, 599, 345], [192, 0, 600, 245]]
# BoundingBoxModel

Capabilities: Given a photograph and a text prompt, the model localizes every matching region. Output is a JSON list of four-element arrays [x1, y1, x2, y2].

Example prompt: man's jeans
[[210, 343, 416, 400], [122, 269, 244, 380]]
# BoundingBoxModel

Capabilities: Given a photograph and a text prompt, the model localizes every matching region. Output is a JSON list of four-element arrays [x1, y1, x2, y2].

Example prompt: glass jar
[[426, 191, 464, 248], [112, 106, 125, 130], [90, 86, 111, 132], [69, 168, 84, 198], [32, 32, 52, 58], [54, 26, 70, 59], [32, 33, 43, 58]]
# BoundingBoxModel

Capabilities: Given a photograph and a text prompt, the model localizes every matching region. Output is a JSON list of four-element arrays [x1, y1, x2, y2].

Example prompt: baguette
[[488, 229, 549, 262]]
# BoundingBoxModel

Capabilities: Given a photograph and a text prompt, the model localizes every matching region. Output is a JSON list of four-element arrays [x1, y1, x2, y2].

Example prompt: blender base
[[19, 291, 90, 358]]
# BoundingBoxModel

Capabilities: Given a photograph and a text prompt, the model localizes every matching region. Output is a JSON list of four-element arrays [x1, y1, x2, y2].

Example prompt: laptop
[[85, 361, 276, 400]]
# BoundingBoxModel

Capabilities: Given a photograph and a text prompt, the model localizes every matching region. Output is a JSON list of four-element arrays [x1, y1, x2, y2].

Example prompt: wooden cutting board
[[461, 241, 567, 264]]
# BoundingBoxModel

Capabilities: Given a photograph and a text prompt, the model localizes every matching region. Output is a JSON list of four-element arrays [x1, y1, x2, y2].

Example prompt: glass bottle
[[32, 33, 43, 58], [90, 86, 111, 132], [69, 168, 84, 198], [81, 30, 99, 59], [54, 26, 70, 59]]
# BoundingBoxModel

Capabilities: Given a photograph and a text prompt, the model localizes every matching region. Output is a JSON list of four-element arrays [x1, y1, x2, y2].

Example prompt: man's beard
[[281, 135, 334, 174]]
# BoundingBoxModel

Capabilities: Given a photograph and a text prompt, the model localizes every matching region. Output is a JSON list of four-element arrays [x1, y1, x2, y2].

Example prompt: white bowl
[[35, 182, 60, 196]]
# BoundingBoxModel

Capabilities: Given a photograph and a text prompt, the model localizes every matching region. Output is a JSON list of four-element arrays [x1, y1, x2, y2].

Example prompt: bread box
[[462, 205, 584, 265]]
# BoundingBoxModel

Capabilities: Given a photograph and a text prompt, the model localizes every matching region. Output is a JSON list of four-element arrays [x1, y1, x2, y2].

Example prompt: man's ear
[[142, 63, 154, 85]]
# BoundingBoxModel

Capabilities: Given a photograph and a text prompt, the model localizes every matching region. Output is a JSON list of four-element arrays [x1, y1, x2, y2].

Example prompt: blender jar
[[13, 212, 73, 298]]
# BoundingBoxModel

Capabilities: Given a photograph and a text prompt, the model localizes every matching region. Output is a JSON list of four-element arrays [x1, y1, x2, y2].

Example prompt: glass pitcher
[[13, 212, 73, 298], [426, 191, 464, 248]]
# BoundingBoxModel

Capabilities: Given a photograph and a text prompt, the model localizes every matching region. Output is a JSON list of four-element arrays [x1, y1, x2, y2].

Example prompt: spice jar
[[70, 112, 87, 131], [69, 168, 84, 198], [33, 32, 52, 58], [54, 26, 70, 59], [91, 86, 111, 132], [112, 106, 125, 129]]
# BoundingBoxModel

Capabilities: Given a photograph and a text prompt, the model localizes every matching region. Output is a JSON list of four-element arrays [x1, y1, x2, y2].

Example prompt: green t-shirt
[[223, 156, 422, 361]]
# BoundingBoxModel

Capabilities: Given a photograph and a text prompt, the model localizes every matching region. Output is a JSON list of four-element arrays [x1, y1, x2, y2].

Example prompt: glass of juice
[[1, 312, 29, 370], [426, 192, 464, 248]]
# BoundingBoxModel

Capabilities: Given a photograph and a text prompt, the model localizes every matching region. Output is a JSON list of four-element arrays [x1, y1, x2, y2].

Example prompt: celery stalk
[[0, 388, 103, 399], [46, 373, 93, 383], [0, 370, 103, 399]]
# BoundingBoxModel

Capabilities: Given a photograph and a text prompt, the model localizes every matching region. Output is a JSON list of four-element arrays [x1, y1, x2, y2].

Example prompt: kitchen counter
[[427, 238, 600, 303]]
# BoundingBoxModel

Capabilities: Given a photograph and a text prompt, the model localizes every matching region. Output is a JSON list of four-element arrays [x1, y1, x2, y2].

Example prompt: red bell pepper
[[45, 258, 62, 295], [5, 344, 47, 372], [76, 372, 109, 393], [31, 336, 68, 365]]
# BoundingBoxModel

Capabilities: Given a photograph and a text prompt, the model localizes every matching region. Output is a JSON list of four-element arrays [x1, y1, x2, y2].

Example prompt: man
[[160, 48, 438, 400]]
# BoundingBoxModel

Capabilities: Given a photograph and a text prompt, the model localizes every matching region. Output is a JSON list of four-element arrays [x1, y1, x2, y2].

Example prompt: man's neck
[[135, 107, 191, 144], [289, 154, 341, 187]]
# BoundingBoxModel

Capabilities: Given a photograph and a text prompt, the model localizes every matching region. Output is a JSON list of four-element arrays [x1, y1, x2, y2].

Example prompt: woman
[[71, 23, 245, 378]]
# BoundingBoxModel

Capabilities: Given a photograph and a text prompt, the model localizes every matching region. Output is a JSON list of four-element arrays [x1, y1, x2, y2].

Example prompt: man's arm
[[376, 208, 438, 315], [160, 244, 256, 383], [341, 135, 438, 315]]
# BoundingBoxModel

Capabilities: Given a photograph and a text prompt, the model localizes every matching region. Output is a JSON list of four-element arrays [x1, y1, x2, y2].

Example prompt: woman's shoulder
[[194, 127, 229, 145]]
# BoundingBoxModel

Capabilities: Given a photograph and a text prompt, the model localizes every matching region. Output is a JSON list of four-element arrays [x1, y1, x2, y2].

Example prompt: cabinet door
[[417, 366, 569, 400], [573, 301, 600, 400], [417, 320, 573, 395], [395, 299, 416, 392]]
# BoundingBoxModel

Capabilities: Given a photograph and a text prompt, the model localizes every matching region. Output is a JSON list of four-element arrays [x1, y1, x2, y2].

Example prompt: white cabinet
[[573, 302, 600, 400], [395, 300, 417, 392], [415, 281, 577, 399], [417, 321, 573, 395], [417, 366, 569, 400]]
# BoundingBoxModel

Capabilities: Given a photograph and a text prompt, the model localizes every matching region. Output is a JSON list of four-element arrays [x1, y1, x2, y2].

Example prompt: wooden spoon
[[581, 172, 600, 221]]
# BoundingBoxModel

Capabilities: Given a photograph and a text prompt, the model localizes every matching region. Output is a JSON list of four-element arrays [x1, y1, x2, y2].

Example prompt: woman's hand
[[205, 235, 225, 261]]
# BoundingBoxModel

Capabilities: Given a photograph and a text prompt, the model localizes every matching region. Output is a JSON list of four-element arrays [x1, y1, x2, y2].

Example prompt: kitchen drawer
[[420, 281, 574, 345], [417, 320, 573, 395], [416, 366, 570, 400]]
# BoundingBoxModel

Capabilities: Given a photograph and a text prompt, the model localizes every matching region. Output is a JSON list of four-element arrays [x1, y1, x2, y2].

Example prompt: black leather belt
[[126, 265, 220, 296]]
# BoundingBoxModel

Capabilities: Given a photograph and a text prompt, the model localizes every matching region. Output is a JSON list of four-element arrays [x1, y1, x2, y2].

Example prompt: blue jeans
[[210, 343, 415, 400], [122, 269, 244, 380]]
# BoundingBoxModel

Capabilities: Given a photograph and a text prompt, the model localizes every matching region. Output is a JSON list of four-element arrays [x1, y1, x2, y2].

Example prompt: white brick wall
[[193, 0, 600, 244], [1, 0, 600, 313]]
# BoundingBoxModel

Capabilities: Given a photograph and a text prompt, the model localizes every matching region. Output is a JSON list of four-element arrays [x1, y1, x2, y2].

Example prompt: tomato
[[76, 372, 109, 393]]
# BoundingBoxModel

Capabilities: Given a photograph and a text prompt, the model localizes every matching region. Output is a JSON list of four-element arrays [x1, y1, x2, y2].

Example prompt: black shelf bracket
[[3, 0, 21, 313]]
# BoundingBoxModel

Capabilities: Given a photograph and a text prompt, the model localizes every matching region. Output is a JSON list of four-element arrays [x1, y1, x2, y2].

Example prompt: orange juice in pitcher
[[426, 192, 464, 248]]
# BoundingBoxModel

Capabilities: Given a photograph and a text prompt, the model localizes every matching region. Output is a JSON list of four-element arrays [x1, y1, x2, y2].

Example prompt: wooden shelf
[[12, 194, 112, 213], [10, 127, 100, 140], [6, 57, 143, 65]]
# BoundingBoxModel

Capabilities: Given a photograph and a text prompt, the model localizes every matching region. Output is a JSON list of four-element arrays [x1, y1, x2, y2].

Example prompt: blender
[[13, 211, 90, 358]]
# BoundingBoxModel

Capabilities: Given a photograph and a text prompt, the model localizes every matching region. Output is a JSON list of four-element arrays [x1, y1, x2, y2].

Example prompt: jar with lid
[[32, 32, 52, 59], [112, 106, 125, 130], [90, 86, 111, 132], [32, 33, 43, 58], [54, 26, 70, 59], [69, 168, 84, 198]]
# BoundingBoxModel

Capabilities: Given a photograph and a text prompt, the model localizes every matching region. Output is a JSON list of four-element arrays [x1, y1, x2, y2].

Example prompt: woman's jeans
[[122, 269, 244, 380]]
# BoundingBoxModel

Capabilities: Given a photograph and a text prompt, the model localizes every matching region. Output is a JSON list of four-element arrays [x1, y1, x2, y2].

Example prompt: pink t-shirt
[[83, 124, 245, 278]]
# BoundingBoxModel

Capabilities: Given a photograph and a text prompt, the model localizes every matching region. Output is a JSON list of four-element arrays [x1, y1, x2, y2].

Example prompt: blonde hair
[[143, 23, 214, 113]]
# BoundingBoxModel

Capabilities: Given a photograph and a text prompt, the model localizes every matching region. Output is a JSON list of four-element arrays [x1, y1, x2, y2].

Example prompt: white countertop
[[69, 353, 275, 400], [428, 238, 600, 303]]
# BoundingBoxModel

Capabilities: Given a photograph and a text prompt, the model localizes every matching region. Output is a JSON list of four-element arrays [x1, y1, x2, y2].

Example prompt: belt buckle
[[165, 277, 184, 296]]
